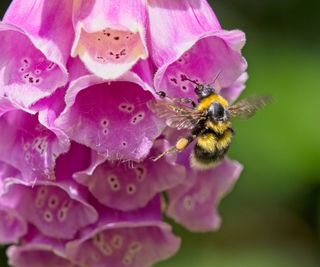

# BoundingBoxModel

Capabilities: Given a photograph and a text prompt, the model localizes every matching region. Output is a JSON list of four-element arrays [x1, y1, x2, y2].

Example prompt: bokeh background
[[1, 0, 319, 266]]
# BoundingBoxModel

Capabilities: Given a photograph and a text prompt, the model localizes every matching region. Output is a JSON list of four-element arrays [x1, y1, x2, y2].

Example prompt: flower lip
[[154, 30, 247, 102], [73, 140, 186, 211], [55, 73, 165, 161], [0, 23, 68, 78], [66, 220, 181, 267], [0, 109, 69, 182], [7, 243, 76, 267], [167, 158, 243, 232], [0, 205, 28, 244], [0, 22, 68, 108], [1, 178, 98, 239], [71, 0, 148, 79]]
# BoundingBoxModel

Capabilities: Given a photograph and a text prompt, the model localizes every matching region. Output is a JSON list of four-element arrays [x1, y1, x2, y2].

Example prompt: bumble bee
[[149, 75, 272, 169]]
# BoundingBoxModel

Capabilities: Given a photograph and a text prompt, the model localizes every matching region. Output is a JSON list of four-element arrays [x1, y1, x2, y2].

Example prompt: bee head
[[195, 85, 214, 100], [208, 102, 228, 122], [180, 74, 215, 100]]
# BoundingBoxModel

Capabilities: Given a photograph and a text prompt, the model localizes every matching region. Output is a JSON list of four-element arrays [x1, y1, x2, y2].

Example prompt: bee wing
[[227, 95, 273, 119], [148, 100, 204, 130]]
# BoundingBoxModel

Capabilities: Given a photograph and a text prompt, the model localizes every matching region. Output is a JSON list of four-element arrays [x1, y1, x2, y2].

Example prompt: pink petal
[[147, 0, 246, 101], [153, 30, 247, 102], [221, 72, 249, 103], [74, 140, 186, 211], [0, 204, 27, 244], [148, 0, 221, 66], [0, 161, 21, 181], [56, 74, 164, 161], [7, 246, 76, 267], [67, 222, 180, 267], [66, 198, 180, 267], [167, 159, 243, 232], [3, 0, 74, 69], [0, 109, 69, 181], [72, 0, 148, 79], [7, 230, 76, 267], [0, 23, 68, 108], [1, 177, 98, 239]]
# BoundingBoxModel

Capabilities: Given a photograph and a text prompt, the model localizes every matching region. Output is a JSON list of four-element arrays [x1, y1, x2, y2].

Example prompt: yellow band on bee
[[206, 121, 230, 134], [197, 94, 229, 112], [216, 130, 232, 150], [197, 134, 217, 152]]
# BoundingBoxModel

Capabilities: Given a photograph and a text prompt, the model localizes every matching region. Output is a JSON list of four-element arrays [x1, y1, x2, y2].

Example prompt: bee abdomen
[[190, 129, 233, 170]]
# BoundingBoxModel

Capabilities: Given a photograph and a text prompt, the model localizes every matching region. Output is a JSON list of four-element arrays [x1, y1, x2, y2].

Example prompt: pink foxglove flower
[[0, 0, 247, 266], [1, 0, 75, 109], [72, 0, 148, 79], [148, 0, 247, 102]]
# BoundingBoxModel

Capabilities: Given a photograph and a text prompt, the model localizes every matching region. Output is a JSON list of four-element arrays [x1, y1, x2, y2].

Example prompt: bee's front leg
[[152, 135, 195, 162], [175, 97, 197, 108], [156, 91, 196, 108]]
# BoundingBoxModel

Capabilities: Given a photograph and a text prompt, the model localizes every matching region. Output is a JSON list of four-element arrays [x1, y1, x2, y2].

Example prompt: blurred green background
[[1, 0, 320, 266]]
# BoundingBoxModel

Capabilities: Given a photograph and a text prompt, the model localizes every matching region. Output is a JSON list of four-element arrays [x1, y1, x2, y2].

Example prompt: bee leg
[[152, 135, 195, 162], [155, 91, 196, 108], [174, 98, 196, 108], [151, 146, 178, 162]]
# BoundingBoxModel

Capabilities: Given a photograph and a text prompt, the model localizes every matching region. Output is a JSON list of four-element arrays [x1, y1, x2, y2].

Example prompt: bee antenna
[[208, 70, 222, 86], [180, 74, 202, 87]]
